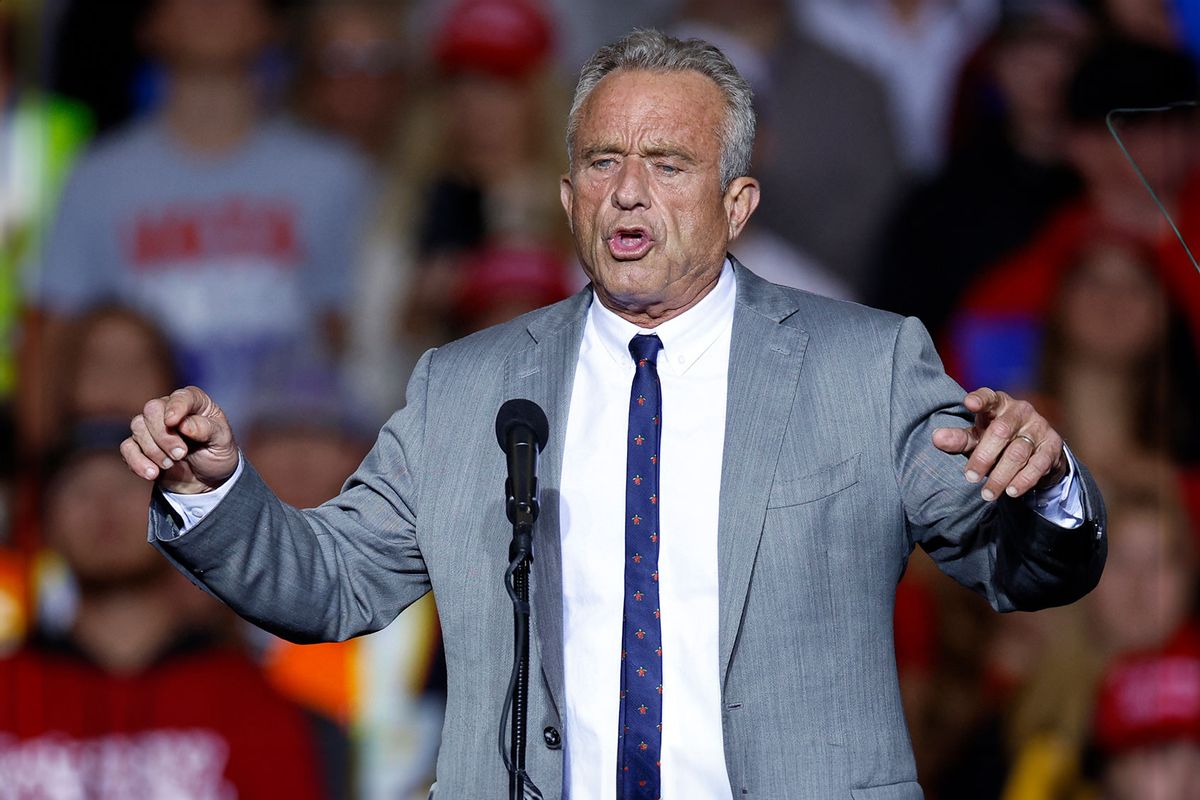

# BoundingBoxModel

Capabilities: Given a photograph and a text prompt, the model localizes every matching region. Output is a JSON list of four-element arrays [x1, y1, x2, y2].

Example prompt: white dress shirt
[[558, 261, 738, 800], [163, 260, 1084, 800]]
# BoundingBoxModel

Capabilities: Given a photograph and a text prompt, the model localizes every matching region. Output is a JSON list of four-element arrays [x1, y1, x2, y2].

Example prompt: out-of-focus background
[[0, 0, 1198, 797]]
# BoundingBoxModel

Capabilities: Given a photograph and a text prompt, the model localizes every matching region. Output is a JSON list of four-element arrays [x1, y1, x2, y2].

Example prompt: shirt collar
[[588, 258, 736, 375]]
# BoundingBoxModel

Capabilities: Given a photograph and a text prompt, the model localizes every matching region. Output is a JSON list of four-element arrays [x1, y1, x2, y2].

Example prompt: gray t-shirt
[[31, 116, 371, 424]]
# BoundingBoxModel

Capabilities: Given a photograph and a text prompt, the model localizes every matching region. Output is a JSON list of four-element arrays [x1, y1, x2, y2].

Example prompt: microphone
[[495, 399, 550, 552], [495, 399, 550, 800]]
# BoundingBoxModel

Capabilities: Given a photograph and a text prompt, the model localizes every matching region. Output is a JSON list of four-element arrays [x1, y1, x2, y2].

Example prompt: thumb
[[180, 414, 225, 446], [932, 425, 979, 455]]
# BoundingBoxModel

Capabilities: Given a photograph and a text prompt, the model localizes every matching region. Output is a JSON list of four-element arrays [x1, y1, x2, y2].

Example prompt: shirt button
[[543, 726, 562, 750], [192, 508, 206, 519]]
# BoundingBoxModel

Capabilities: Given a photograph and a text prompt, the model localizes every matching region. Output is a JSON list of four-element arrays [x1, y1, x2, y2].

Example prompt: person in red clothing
[[944, 39, 1200, 395], [0, 429, 326, 799], [944, 37, 1200, 535]]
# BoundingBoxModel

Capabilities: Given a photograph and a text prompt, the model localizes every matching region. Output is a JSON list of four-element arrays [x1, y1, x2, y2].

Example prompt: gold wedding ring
[[1013, 434, 1037, 449]]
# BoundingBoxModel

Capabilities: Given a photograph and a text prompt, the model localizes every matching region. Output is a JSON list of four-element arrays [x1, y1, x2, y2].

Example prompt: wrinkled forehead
[[572, 68, 727, 156]]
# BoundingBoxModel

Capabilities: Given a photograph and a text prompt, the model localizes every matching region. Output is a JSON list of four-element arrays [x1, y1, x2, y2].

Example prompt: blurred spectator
[[790, 0, 1001, 176], [1090, 625, 1200, 800], [871, 1, 1089, 338], [1034, 238, 1200, 483], [672, 0, 898, 292], [0, 3, 92, 441], [2, 306, 180, 580], [244, 391, 445, 800], [970, 487, 1198, 799], [21, 0, 372, 452], [1081, 0, 1186, 49], [296, 0, 421, 426], [56, 304, 179, 434], [542, 0, 676, 72], [297, 0, 409, 161], [400, 0, 575, 350], [0, 306, 177, 654], [0, 433, 327, 798], [728, 226, 856, 299], [945, 39, 1200, 397]]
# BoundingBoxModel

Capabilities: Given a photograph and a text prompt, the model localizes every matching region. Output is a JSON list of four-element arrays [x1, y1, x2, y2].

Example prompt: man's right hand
[[121, 386, 239, 494]]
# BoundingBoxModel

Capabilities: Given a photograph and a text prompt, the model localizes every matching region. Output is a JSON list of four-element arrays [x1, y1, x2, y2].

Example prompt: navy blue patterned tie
[[618, 333, 664, 799]]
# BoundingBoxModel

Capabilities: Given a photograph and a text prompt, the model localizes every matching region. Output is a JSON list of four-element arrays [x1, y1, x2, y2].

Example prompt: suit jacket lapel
[[504, 288, 591, 719], [718, 260, 808, 689]]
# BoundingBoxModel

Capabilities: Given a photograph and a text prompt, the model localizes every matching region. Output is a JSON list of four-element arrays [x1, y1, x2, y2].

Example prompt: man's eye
[[592, 158, 616, 169], [656, 163, 679, 175]]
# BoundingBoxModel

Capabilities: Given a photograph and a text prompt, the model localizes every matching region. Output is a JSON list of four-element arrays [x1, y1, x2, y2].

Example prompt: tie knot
[[628, 334, 664, 366]]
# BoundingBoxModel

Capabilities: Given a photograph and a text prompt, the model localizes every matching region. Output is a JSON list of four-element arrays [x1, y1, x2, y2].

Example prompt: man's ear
[[560, 173, 575, 231], [723, 176, 761, 241]]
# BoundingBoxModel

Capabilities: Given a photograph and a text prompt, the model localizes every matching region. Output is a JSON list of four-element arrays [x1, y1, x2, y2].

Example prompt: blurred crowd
[[0, 0, 1198, 797]]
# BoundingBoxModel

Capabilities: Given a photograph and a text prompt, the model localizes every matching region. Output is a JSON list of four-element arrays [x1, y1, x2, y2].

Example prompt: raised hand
[[120, 386, 239, 494], [932, 387, 1067, 502]]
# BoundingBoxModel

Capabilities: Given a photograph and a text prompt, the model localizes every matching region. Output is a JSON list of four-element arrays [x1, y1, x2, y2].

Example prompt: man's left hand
[[932, 387, 1067, 502]]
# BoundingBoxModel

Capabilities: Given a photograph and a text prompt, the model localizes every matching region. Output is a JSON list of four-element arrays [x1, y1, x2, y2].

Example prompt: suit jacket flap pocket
[[768, 452, 860, 509]]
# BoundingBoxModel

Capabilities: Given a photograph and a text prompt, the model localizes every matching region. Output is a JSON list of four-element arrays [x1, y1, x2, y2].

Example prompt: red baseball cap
[[1093, 626, 1200, 755], [433, 0, 553, 78], [454, 243, 572, 320]]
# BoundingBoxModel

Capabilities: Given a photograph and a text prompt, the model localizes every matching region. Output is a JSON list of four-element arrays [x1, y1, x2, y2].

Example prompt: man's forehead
[[585, 67, 725, 108], [574, 68, 725, 146]]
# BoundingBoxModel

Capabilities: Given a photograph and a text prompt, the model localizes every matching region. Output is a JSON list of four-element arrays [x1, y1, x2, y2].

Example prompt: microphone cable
[[498, 550, 545, 800], [1105, 101, 1200, 276]]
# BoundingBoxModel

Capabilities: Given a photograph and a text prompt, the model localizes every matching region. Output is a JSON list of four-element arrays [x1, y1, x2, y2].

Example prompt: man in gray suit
[[121, 30, 1104, 800]]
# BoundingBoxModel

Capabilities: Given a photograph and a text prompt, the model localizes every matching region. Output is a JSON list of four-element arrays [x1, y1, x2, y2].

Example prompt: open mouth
[[607, 227, 655, 260]]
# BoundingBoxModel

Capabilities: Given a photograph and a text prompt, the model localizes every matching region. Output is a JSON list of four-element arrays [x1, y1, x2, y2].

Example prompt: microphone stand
[[495, 403, 547, 800], [507, 528, 533, 800], [501, 481, 540, 800]]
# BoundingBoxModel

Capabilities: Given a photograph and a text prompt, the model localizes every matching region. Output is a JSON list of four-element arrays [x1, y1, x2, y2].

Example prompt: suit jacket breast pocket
[[767, 452, 860, 509]]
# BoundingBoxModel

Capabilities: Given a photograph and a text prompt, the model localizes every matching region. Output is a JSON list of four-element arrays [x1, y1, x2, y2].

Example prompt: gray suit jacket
[[150, 261, 1105, 800]]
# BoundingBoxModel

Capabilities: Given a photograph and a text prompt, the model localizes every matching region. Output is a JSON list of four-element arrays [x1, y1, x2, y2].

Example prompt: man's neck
[[162, 68, 259, 155], [71, 577, 182, 675]]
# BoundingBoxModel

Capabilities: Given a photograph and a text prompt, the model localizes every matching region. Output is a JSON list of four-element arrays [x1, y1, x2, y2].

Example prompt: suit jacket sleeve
[[888, 316, 1106, 612], [148, 350, 436, 643]]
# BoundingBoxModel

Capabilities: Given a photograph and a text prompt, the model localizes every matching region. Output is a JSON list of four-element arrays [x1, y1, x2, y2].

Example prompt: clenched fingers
[[121, 435, 162, 481], [129, 404, 176, 473], [979, 430, 1039, 501], [163, 386, 210, 428], [962, 398, 1036, 485], [142, 396, 189, 465], [1005, 434, 1065, 499], [933, 387, 1067, 502]]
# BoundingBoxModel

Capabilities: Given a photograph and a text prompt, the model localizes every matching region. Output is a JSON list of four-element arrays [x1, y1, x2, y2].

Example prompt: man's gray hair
[[565, 29, 756, 190]]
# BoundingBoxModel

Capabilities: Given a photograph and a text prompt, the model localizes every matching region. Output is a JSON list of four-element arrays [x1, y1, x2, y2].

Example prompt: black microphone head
[[495, 399, 550, 452]]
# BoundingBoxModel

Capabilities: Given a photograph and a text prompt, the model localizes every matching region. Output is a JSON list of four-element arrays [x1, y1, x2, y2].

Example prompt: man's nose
[[610, 159, 651, 211]]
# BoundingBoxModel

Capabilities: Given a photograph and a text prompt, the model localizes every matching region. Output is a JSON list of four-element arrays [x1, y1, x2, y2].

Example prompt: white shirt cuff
[[160, 454, 244, 534], [1026, 444, 1084, 529]]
